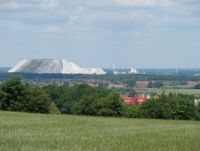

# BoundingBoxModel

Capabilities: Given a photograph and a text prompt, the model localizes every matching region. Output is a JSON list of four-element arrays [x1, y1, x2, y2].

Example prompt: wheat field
[[0, 111, 200, 151]]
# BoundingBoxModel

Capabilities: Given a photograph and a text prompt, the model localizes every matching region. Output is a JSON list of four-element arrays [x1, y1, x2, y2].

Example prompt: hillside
[[0, 111, 200, 151]]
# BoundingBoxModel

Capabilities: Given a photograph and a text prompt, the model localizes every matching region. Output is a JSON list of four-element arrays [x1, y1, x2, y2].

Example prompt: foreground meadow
[[0, 111, 200, 151]]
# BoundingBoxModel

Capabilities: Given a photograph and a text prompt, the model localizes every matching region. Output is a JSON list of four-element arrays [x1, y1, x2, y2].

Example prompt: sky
[[0, 0, 200, 68]]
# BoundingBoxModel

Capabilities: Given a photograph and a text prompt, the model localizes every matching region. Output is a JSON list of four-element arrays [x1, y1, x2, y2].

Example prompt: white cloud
[[0, 1, 33, 9], [1, 0, 198, 34], [45, 25, 61, 32], [0, 0, 60, 9], [103, 0, 173, 7], [41, 0, 60, 9], [67, 16, 80, 25]]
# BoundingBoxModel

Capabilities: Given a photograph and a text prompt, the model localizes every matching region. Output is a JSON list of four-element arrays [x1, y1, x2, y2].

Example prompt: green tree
[[0, 77, 30, 111], [139, 93, 197, 120], [122, 104, 139, 118], [148, 81, 163, 88], [70, 86, 123, 117], [0, 77, 53, 113], [193, 84, 200, 89], [26, 87, 52, 113]]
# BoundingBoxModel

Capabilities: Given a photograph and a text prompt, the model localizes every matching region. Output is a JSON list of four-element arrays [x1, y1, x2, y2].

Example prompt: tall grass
[[0, 111, 200, 151]]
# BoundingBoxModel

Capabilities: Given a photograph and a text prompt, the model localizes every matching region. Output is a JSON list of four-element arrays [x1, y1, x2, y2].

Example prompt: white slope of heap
[[8, 59, 30, 72], [81, 68, 106, 75], [61, 59, 82, 74], [36, 59, 63, 73], [62, 60, 106, 75]]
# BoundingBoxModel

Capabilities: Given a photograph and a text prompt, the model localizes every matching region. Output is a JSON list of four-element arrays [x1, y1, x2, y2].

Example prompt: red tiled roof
[[124, 97, 148, 105]]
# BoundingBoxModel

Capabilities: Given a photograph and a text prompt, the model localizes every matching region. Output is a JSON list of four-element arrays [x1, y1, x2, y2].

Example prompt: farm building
[[124, 97, 148, 105]]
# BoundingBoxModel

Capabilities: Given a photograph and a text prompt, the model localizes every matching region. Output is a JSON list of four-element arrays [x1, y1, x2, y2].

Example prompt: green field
[[0, 112, 200, 151], [135, 88, 200, 95]]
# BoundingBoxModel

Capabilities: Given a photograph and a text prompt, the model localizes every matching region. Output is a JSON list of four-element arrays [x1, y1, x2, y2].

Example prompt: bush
[[122, 105, 139, 118], [44, 84, 123, 116], [49, 103, 61, 114], [196, 103, 200, 120], [193, 84, 200, 89], [26, 87, 52, 113], [72, 91, 123, 117], [138, 93, 198, 120], [1, 78, 199, 120]]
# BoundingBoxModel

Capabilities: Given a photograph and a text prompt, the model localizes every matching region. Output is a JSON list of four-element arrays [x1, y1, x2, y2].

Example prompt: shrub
[[44, 84, 123, 116], [138, 93, 198, 120], [195, 103, 200, 120], [193, 84, 200, 89], [122, 105, 139, 118], [26, 87, 52, 113], [72, 91, 123, 117], [49, 103, 61, 114]]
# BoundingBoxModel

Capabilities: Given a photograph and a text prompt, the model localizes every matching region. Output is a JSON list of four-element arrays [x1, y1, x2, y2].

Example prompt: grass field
[[135, 88, 200, 95], [0, 112, 200, 151]]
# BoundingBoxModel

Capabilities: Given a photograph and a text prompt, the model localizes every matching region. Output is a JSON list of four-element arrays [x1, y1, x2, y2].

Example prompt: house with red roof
[[124, 96, 148, 105]]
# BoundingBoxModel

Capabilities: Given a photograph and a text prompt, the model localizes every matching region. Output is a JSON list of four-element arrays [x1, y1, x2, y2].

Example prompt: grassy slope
[[0, 111, 200, 151]]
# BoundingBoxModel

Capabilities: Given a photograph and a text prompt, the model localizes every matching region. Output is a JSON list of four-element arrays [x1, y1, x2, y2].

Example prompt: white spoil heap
[[9, 59, 106, 75]]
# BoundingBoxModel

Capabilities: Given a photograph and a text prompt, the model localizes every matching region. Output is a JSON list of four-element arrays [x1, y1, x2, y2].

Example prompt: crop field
[[0, 111, 200, 151], [135, 88, 200, 95]]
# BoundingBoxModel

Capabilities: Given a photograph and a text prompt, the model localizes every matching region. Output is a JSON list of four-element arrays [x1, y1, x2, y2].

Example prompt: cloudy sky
[[0, 0, 199, 68]]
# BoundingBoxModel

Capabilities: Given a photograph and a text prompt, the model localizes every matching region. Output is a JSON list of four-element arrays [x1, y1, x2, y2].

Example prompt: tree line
[[0, 77, 199, 120], [1, 72, 200, 86]]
